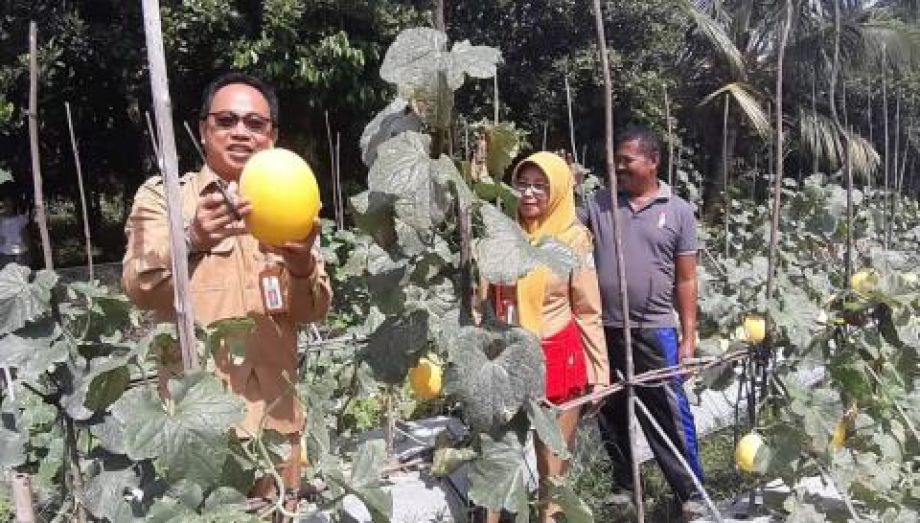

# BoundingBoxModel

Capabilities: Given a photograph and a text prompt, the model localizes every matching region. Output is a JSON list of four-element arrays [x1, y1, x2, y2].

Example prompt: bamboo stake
[[14, 21, 44, 523], [828, 0, 853, 284], [65, 103, 93, 281], [765, 0, 793, 309], [324, 111, 339, 231], [590, 1, 643, 520], [867, 76, 873, 146], [183, 120, 205, 162], [64, 417, 89, 523], [882, 48, 890, 248], [336, 131, 344, 230], [141, 0, 199, 371], [634, 396, 723, 522], [11, 473, 35, 523], [565, 75, 577, 163], [664, 84, 673, 186], [891, 93, 900, 241], [144, 111, 161, 166], [28, 22, 52, 270], [493, 70, 499, 125], [722, 96, 731, 259], [812, 75, 819, 174]]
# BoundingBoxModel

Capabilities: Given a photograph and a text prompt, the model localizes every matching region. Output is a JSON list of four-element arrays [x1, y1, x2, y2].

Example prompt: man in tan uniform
[[122, 72, 331, 493]]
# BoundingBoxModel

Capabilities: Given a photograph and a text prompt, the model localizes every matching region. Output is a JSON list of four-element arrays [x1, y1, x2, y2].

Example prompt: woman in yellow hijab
[[489, 151, 609, 522]]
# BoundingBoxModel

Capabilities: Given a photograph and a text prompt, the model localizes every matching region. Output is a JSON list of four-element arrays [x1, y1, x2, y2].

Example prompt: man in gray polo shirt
[[578, 125, 703, 517]]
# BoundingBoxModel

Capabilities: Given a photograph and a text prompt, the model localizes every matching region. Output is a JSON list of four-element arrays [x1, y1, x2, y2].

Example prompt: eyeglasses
[[206, 111, 273, 135], [513, 181, 549, 196]]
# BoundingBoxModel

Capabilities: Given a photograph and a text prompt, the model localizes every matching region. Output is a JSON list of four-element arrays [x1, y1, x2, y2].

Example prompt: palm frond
[[844, 129, 881, 181], [859, 19, 920, 74], [685, 2, 745, 79], [799, 112, 880, 181], [700, 82, 771, 138]]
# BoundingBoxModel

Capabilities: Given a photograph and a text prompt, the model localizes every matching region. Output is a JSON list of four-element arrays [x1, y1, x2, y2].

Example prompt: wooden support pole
[[664, 84, 674, 187], [65, 102, 94, 281], [28, 22, 52, 270], [141, 0, 199, 371], [493, 70, 499, 125], [14, 21, 44, 523], [565, 75, 577, 163], [590, 1, 644, 520], [336, 131, 344, 230], [324, 111, 338, 230]]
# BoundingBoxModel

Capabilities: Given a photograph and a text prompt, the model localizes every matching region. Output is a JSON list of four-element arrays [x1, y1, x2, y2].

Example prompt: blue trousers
[[597, 327, 704, 502]]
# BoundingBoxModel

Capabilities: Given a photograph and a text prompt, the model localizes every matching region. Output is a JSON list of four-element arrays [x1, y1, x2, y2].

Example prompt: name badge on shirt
[[259, 264, 288, 314]]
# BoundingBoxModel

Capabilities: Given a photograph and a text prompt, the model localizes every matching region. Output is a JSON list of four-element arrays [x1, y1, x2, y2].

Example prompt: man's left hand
[[267, 218, 321, 278], [679, 337, 696, 364]]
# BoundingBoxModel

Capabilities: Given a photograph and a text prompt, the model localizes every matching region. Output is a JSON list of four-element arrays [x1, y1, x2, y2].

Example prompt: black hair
[[616, 124, 661, 161], [199, 72, 279, 124]]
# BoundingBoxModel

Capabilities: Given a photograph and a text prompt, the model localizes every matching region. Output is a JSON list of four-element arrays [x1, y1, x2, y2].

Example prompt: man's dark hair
[[616, 124, 661, 161], [199, 72, 279, 124]]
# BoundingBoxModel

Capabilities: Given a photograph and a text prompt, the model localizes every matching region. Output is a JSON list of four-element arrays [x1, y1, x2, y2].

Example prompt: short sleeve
[[676, 201, 698, 256], [576, 202, 589, 226]]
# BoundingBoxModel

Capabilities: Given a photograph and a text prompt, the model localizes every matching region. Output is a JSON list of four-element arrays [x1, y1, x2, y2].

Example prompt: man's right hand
[[187, 184, 252, 252]]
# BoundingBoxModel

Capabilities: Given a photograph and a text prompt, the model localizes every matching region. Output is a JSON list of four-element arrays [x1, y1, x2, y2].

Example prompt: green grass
[[0, 480, 11, 522], [569, 424, 757, 522]]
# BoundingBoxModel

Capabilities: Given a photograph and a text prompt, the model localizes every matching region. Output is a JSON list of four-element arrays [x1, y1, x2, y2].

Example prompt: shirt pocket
[[189, 245, 234, 292]]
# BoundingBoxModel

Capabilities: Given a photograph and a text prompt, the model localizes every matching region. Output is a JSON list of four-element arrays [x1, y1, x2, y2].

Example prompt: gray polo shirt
[[578, 182, 698, 328]]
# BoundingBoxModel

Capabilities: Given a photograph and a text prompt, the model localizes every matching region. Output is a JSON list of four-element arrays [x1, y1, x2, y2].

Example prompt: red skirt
[[542, 319, 588, 405]]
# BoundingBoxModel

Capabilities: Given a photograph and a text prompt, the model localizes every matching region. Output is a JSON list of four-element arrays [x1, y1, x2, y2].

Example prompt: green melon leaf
[[450, 40, 502, 81], [360, 97, 423, 166], [359, 309, 429, 384], [546, 476, 594, 523], [0, 319, 67, 381], [85, 366, 131, 412], [83, 463, 143, 523], [350, 190, 397, 248], [475, 204, 577, 284], [205, 317, 256, 361], [0, 424, 27, 468], [111, 372, 244, 487], [368, 131, 451, 231], [444, 324, 544, 432], [0, 263, 57, 335], [468, 431, 530, 521], [525, 399, 570, 460], [484, 123, 520, 179]]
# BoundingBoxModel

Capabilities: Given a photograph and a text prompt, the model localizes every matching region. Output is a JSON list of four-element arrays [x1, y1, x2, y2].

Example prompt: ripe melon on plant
[[743, 314, 766, 344], [409, 356, 443, 400], [240, 148, 321, 246], [851, 268, 880, 298], [735, 432, 770, 474]]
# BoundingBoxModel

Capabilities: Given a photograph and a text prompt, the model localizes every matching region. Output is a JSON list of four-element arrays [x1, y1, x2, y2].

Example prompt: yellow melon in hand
[[240, 148, 321, 246], [409, 357, 443, 400]]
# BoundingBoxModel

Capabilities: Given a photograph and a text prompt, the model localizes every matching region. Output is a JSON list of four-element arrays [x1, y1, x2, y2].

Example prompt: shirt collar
[[194, 164, 226, 195], [617, 180, 672, 203]]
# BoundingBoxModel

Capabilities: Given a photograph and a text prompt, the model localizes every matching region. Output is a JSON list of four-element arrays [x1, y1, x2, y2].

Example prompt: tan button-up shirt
[[534, 226, 609, 387], [122, 166, 332, 435]]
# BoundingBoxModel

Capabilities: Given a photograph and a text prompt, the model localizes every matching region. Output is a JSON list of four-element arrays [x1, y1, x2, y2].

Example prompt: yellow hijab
[[513, 151, 582, 335]]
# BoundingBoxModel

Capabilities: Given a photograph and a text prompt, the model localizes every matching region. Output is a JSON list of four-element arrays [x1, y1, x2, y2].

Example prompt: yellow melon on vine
[[409, 356, 443, 400]]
